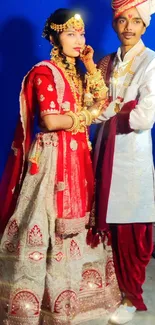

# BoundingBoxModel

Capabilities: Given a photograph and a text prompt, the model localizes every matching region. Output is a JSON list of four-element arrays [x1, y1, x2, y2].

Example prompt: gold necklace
[[51, 54, 83, 112], [112, 46, 146, 81], [112, 58, 134, 80]]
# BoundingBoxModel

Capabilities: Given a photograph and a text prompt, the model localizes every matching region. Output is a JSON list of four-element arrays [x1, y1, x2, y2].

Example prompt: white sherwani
[[96, 39, 155, 224]]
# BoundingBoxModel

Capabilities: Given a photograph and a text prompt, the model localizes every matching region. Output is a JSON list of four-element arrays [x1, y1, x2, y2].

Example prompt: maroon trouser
[[110, 223, 153, 311]]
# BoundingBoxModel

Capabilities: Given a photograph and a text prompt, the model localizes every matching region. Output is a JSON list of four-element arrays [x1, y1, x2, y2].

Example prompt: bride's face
[[59, 27, 85, 58]]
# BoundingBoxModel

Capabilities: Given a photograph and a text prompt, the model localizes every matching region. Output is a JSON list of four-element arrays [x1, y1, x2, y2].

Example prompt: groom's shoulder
[[97, 52, 116, 68]]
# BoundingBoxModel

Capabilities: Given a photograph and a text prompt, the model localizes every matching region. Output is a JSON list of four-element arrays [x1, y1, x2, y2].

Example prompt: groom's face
[[113, 7, 146, 47]]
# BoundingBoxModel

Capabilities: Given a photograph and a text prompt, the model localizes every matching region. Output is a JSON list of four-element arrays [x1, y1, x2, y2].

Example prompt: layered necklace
[[51, 52, 83, 112], [112, 58, 134, 81]]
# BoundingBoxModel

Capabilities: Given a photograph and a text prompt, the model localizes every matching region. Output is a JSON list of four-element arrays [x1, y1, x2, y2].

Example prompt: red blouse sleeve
[[33, 68, 60, 117]]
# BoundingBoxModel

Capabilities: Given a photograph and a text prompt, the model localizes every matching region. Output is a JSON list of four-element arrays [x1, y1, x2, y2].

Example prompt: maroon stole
[[87, 54, 137, 247]]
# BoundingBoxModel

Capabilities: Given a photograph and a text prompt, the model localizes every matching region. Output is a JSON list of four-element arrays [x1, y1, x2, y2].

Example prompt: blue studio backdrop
[[1, 0, 155, 177]]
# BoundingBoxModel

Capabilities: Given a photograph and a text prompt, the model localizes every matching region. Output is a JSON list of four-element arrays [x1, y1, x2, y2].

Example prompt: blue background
[[1, 0, 155, 177]]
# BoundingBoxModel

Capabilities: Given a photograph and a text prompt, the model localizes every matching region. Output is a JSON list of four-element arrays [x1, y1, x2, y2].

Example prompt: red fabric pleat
[[110, 223, 153, 310]]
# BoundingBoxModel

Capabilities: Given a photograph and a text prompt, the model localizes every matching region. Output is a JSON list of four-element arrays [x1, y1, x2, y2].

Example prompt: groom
[[94, 0, 155, 323]]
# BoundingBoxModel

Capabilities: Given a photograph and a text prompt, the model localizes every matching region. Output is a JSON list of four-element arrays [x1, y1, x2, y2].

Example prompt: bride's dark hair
[[43, 8, 78, 45], [43, 8, 84, 72]]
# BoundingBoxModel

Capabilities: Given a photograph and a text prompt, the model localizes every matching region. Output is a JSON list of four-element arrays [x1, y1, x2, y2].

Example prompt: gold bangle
[[91, 99, 107, 118], [80, 110, 93, 126], [65, 111, 86, 133], [81, 99, 106, 125], [78, 113, 86, 132], [85, 68, 108, 101], [90, 108, 101, 119], [65, 111, 79, 132]]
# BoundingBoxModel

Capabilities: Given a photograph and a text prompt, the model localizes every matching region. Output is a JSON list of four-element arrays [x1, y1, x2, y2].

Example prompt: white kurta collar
[[117, 39, 145, 63]]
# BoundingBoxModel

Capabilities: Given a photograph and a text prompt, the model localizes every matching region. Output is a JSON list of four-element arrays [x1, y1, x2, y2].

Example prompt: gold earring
[[51, 46, 59, 58]]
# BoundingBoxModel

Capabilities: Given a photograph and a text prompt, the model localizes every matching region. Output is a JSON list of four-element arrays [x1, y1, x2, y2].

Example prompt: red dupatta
[[0, 60, 65, 234], [0, 67, 38, 234], [87, 54, 138, 247]]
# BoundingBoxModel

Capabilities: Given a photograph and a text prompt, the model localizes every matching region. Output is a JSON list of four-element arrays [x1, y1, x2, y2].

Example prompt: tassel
[[29, 162, 39, 175], [107, 231, 112, 246], [86, 228, 93, 246], [101, 232, 106, 243], [91, 233, 100, 248]]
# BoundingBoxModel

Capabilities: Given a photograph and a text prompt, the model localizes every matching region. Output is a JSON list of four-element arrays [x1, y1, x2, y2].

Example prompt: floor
[[80, 258, 155, 325]]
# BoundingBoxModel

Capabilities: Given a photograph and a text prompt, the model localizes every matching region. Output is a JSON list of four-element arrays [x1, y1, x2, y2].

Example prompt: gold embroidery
[[40, 94, 45, 102], [98, 55, 112, 84], [61, 101, 70, 111], [40, 109, 59, 117], [37, 78, 42, 85], [50, 101, 55, 108], [112, 58, 134, 80], [55, 214, 89, 236], [70, 139, 78, 151], [114, 103, 121, 113], [51, 55, 83, 112], [47, 84, 53, 91]]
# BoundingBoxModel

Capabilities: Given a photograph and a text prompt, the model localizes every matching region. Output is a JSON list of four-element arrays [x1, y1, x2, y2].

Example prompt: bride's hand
[[80, 45, 96, 74], [87, 99, 108, 119]]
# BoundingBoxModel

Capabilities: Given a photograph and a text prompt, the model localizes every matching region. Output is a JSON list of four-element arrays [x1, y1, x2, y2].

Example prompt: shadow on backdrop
[[0, 18, 39, 177]]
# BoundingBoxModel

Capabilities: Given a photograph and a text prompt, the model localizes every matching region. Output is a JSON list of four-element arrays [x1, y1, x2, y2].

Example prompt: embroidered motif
[[61, 101, 70, 111], [35, 61, 65, 105], [47, 84, 54, 91], [51, 133, 58, 147], [44, 133, 58, 146], [28, 225, 43, 246], [50, 101, 56, 108], [54, 290, 78, 317], [29, 251, 44, 261], [37, 78, 42, 86], [70, 139, 78, 151], [56, 182, 65, 191], [7, 219, 19, 238], [106, 258, 115, 286], [40, 94, 45, 102], [53, 252, 64, 262], [55, 215, 89, 236], [3, 241, 19, 254], [98, 55, 112, 87], [11, 290, 40, 316], [80, 269, 102, 291], [70, 239, 81, 259]]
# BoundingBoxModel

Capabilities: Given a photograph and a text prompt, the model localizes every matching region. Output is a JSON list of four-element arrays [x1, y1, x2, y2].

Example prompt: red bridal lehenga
[[0, 58, 121, 325]]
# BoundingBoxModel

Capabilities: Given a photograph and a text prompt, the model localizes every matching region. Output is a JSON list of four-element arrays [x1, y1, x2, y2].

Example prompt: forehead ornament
[[50, 13, 85, 32]]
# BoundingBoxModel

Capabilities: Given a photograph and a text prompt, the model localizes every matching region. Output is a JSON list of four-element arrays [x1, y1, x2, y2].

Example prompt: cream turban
[[112, 0, 155, 26], [137, 0, 155, 26]]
